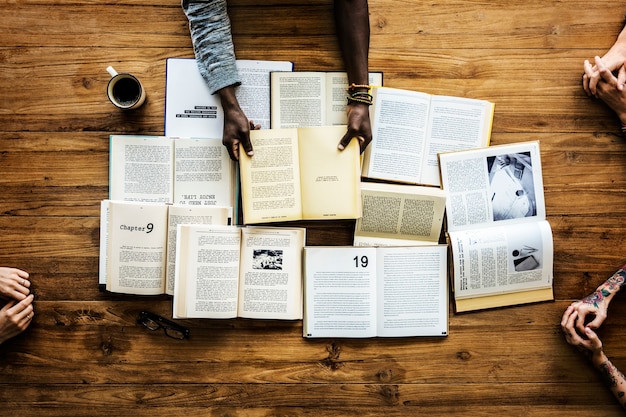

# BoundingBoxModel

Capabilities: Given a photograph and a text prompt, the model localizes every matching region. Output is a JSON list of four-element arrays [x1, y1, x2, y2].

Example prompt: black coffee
[[112, 77, 141, 106]]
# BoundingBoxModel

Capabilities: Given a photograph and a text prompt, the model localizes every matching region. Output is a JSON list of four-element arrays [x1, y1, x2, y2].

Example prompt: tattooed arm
[[568, 264, 626, 335], [561, 308, 626, 409]]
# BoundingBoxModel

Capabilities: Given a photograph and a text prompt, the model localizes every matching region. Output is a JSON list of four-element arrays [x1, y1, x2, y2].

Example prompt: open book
[[109, 135, 236, 210], [438, 141, 554, 313], [165, 58, 294, 136], [173, 224, 305, 320], [362, 86, 495, 187], [303, 245, 448, 338], [270, 71, 383, 128], [98, 200, 230, 295], [238, 125, 362, 224], [354, 181, 447, 247]]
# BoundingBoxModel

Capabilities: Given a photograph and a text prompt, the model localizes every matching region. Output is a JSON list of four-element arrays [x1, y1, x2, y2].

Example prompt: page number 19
[[353, 255, 368, 268]]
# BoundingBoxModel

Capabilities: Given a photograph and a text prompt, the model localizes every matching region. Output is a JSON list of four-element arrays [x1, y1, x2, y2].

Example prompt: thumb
[[619, 62, 626, 91], [239, 135, 254, 157]]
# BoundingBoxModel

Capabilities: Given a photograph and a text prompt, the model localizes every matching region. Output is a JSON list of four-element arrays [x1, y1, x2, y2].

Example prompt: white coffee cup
[[106, 66, 146, 110]]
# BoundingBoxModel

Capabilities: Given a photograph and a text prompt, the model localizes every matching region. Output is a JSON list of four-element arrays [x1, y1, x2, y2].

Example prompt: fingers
[[16, 295, 34, 326], [248, 120, 261, 131], [584, 327, 602, 350], [227, 142, 239, 161], [595, 56, 619, 87], [618, 65, 626, 91], [3, 295, 34, 327], [583, 59, 598, 96], [239, 137, 254, 158], [0, 268, 31, 300], [560, 305, 575, 328], [337, 132, 363, 151]]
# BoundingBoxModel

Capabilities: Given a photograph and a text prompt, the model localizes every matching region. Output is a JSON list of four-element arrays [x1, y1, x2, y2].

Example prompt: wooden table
[[2, 0, 626, 415]]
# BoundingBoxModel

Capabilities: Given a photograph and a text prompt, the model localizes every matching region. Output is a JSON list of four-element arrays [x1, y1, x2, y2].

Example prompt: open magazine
[[438, 141, 553, 312]]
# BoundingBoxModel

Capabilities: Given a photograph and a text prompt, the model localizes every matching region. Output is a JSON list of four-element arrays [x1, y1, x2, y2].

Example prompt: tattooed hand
[[561, 307, 602, 358], [568, 267, 626, 335]]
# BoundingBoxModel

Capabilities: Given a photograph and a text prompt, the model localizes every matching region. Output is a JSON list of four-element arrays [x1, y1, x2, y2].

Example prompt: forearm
[[334, 0, 370, 86], [588, 264, 626, 306], [592, 351, 626, 409], [182, 0, 241, 94]]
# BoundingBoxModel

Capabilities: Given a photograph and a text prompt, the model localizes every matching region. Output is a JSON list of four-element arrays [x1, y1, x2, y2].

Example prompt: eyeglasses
[[138, 311, 190, 340]]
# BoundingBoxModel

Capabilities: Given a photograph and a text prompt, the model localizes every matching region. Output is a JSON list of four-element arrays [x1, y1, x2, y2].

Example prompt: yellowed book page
[[239, 128, 303, 224], [354, 182, 446, 245], [173, 225, 242, 319], [104, 200, 169, 295], [454, 287, 554, 313], [297, 125, 361, 220], [237, 227, 306, 320]]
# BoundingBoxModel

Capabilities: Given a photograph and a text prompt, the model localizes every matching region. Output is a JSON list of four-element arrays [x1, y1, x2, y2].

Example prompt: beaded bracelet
[[348, 83, 371, 92], [347, 91, 373, 105]]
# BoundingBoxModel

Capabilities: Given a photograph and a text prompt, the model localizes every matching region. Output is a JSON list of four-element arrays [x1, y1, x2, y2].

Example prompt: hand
[[564, 289, 610, 337], [589, 57, 626, 124], [0, 294, 34, 345], [338, 102, 372, 153], [217, 85, 256, 161], [0, 267, 30, 301], [584, 50, 626, 96], [561, 307, 605, 362]]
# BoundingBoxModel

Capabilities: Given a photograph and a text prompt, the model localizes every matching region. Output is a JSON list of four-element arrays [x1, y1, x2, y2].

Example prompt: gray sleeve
[[182, 0, 241, 94]]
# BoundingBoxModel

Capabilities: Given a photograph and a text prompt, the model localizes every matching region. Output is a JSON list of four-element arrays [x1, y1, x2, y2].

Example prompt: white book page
[[105, 201, 169, 295], [439, 141, 545, 232], [364, 87, 431, 184], [270, 72, 326, 128], [236, 59, 293, 129], [449, 220, 553, 299], [173, 225, 241, 319], [326, 72, 384, 126], [109, 135, 174, 203], [165, 58, 292, 136], [164, 58, 223, 138], [240, 128, 303, 224], [422, 96, 493, 187], [98, 200, 110, 287], [165, 205, 231, 296], [303, 247, 377, 338], [172, 138, 234, 207], [237, 227, 305, 320], [376, 245, 448, 337]]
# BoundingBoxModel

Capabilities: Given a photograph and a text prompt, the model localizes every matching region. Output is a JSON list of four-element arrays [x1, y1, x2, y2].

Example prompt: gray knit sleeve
[[182, 0, 241, 94]]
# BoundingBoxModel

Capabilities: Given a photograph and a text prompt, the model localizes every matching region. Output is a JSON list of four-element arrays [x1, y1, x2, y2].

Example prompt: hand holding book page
[[438, 141, 554, 312], [270, 71, 383, 129], [238, 125, 361, 224], [165, 58, 294, 137]]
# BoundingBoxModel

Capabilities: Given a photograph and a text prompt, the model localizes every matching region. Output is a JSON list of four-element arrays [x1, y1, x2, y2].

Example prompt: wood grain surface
[[2, 0, 626, 415]]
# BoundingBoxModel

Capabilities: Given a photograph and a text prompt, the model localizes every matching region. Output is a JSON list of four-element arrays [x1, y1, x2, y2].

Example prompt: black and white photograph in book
[[487, 152, 537, 221], [505, 223, 544, 272], [252, 249, 283, 270]]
